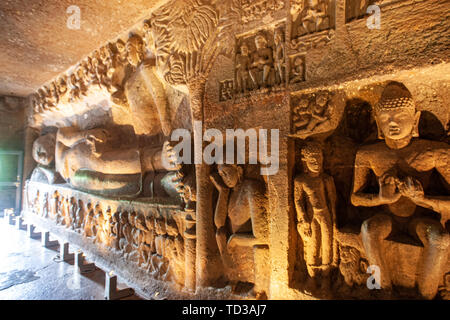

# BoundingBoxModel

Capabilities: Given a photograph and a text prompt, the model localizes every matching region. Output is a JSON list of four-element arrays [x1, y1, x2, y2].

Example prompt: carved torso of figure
[[75, 201, 84, 229], [354, 139, 450, 218], [251, 47, 273, 71], [295, 174, 331, 216], [228, 179, 266, 234], [122, 223, 133, 248], [236, 54, 251, 75]]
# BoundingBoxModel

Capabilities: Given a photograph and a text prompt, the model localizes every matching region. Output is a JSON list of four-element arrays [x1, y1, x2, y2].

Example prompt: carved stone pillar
[[187, 78, 223, 289], [184, 214, 196, 291]]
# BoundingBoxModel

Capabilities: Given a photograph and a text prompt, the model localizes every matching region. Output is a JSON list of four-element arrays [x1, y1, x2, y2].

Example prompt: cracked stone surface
[[0, 217, 141, 300]]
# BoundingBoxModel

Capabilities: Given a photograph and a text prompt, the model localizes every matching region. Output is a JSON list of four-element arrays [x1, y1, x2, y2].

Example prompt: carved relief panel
[[290, 0, 336, 53], [240, 0, 286, 24], [233, 24, 287, 99], [291, 81, 450, 300], [291, 90, 344, 139]]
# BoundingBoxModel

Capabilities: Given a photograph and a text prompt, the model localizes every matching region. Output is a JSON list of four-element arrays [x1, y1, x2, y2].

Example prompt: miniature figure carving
[[273, 29, 285, 86], [249, 34, 274, 89], [293, 92, 332, 138], [220, 80, 234, 101], [235, 43, 251, 94], [290, 56, 305, 83], [350, 81, 450, 299], [74, 199, 84, 230], [338, 246, 369, 288], [294, 142, 337, 291], [119, 211, 133, 253], [295, 0, 330, 37], [438, 273, 450, 300]]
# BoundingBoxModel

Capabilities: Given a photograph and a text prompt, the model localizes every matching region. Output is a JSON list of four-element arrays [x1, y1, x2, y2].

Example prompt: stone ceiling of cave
[[0, 0, 166, 97]]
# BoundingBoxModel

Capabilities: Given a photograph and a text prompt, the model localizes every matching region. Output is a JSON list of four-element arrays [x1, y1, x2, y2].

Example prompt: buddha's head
[[217, 164, 244, 188], [374, 81, 420, 141], [301, 142, 323, 174], [32, 133, 56, 167]]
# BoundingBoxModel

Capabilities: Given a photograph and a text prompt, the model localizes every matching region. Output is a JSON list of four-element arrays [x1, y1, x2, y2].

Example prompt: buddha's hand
[[297, 221, 312, 239], [209, 171, 228, 192], [398, 176, 425, 201], [86, 128, 109, 144], [379, 173, 401, 204]]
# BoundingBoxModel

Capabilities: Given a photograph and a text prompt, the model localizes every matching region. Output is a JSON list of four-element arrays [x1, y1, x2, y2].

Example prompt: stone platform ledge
[[22, 211, 246, 300], [335, 228, 450, 289]]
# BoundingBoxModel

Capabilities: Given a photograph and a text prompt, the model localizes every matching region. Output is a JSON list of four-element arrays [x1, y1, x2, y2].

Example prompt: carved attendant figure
[[273, 29, 285, 85], [235, 43, 251, 93], [351, 81, 450, 299], [294, 142, 337, 291], [210, 164, 269, 296], [249, 34, 273, 89]]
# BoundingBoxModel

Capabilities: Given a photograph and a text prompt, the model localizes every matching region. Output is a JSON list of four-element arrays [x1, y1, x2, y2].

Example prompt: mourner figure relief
[[21, 0, 449, 300]]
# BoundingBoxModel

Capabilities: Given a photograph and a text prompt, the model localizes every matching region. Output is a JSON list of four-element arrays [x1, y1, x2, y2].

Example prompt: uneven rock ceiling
[[0, 0, 166, 97]]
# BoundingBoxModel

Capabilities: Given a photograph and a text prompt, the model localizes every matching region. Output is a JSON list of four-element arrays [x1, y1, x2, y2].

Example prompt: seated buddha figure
[[351, 81, 450, 299]]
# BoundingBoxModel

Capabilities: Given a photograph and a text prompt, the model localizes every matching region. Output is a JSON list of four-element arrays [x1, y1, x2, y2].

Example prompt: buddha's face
[[376, 108, 418, 140], [32, 134, 56, 166], [218, 164, 241, 188], [302, 151, 323, 174]]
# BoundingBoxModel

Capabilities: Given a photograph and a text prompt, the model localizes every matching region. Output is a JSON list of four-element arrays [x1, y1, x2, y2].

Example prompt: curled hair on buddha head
[[374, 81, 415, 114], [374, 81, 420, 139], [300, 140, 323, 159]]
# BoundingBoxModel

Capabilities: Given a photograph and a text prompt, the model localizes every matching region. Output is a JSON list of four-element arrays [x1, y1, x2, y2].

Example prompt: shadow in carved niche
[[418, 111, 446, 142], [325, 99, 378, 228]]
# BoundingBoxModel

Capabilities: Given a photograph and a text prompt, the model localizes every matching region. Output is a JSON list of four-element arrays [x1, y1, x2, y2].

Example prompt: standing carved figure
[[273, 29, 285, 85], [74, 199, 84, 231], [235, 43, 251, 93], [294, 142, 337, 291], [350, 81, 450, 299]]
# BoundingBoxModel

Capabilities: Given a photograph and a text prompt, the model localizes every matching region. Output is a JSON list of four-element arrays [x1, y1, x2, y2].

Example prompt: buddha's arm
[[412, 148, 450, 220], [351, 151, 390, 207], [142, 63, 172, 137], [210, 173, 230, 230]]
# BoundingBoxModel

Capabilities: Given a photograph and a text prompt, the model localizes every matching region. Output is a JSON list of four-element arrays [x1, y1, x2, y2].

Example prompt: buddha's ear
[[412, 111, 421, 138], [375, 118, 384, 140]]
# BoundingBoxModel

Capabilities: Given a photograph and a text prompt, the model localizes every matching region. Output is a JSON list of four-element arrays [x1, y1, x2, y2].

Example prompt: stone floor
[[0, 215, 142, 300]]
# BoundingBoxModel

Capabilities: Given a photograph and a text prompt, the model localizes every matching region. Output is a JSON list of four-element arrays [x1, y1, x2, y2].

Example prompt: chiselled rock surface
[[10, 0, 450, 300]]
